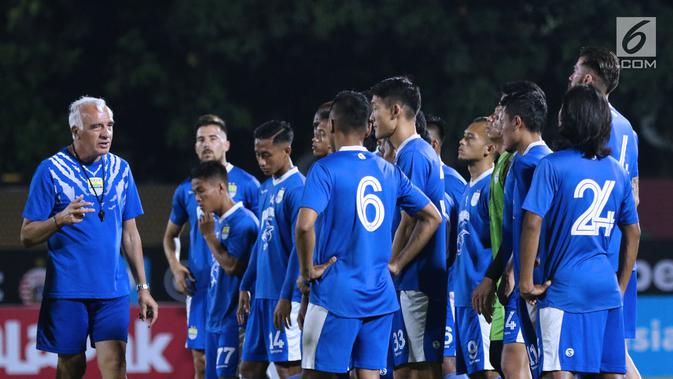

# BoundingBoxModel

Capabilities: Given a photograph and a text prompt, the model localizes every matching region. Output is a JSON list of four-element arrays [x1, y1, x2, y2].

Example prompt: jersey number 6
[[356, 176, 385, 232]]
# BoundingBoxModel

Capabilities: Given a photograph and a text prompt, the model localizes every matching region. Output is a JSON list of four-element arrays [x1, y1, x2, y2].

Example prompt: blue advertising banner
[[628, 295, 673, 377]]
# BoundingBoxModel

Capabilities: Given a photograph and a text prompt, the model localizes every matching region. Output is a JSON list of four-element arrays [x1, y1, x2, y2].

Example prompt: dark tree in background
[[1, 0, 671, 182]]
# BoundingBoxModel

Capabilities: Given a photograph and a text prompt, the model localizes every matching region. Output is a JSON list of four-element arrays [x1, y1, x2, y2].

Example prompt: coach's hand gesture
[[237, 290, 251, 325], [56, 195, 95, 226]]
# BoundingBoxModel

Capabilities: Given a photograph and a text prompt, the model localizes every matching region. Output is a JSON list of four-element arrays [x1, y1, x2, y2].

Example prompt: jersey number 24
[[571, 179, 616, 237]]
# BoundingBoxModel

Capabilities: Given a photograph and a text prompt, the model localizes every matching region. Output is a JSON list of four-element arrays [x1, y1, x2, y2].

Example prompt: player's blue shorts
[[391, 290, 445, 367], [186, 288, 209, 350], [455, 306, 494, 375], [623, 273, 637, 339], [37, 295, 130, 354], [302, 303, 393, 373], [205, 323, 240, 379], [538, 306, 625, 374], [503, 290, 526, 344], [444, 291, 456, 357], [241, 298, 301, 362]]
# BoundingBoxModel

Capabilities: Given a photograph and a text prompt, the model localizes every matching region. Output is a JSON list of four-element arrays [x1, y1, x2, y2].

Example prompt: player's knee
[[239, 361, 266, 379], [57, 353, 87, 377], [500, 346, 528, 378], [97, 350, 126, 374]]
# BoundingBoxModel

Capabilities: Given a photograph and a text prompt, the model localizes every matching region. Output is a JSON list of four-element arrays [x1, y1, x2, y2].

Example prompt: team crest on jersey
[[220, 225, 230, 240], [188, 326, 198, 340], [228, 182, 237, 197], [470, 191, 480, 206], [88, 177, 104, 196], [275, 188, 285, 203]]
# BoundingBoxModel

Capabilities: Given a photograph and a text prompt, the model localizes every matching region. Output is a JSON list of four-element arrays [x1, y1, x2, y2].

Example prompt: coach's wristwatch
[[136, 283, 150, 292]]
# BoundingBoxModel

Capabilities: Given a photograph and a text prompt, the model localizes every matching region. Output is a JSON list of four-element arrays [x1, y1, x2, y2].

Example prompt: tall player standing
[[370, 77, 447, 379], [163, 114, 260, 379], [426, 115, 468, 379], [567, 47, 640, 379], [454, 118, 498, 379], [237, 121, 304, 379], [297, 90, 441, 379], [519, 84, 640, 378]]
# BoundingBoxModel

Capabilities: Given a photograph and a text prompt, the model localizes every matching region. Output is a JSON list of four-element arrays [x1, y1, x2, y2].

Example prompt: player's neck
[[334, 133, 364, 150], [272, 159, 293, 179], [468, 158, 493, 181], [516, 132, 542, 155], [217, 196, 235, 217], [389, 121, 416, 149]]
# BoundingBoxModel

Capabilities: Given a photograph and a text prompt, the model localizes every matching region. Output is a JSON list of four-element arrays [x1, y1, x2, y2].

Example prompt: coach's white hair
[[68, 96, 113, 132]]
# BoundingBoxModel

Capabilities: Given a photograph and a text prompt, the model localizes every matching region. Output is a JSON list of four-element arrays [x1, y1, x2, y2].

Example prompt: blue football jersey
[[606, 105, 639, 272], [522, 149, 639, 313], [442, 163, 467, 293], [503, 141, 552, 281], [394, 135, 447, 300], [170, 163, 260, 290], [240, 167, 305, 301], [207, 202, 259, 333], [301, 146, 432, 318], [23, 148, 143, 298], [454, 168, 493, 307]]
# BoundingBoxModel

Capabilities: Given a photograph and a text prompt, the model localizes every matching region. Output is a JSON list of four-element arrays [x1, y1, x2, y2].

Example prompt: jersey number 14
[[571, 179, 616, 237]]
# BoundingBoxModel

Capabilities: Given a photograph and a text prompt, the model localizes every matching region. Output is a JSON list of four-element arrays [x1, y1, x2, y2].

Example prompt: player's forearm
[[393, 205, 440, 271], [162, 223, 183, 269], [295, 227, 315, 279], [122, 220, 148, 285], [485, 244, 509, 281], [20, 218, 59, 247], [617, 223, 641, 293], [240, 249, 257, 291], [280, 249, 300, 300], [204, 234, 240, 276], [518, 212, 542, 291], [392, 213, 415, 260]]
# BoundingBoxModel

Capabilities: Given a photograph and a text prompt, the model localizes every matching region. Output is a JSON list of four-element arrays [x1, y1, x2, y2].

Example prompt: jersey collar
[[222, 201, 243, 220], [522, 139, 547, 156], [395, 133, 421, 158], [225, 162, 234, 173], [273, 166, 299, 186], [469, 166, 494, 187], [338, 145, 368, 152]]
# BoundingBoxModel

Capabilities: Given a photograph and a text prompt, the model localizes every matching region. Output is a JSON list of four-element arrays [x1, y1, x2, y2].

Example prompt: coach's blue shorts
[[455, 305, 494, 375], [623, 273, 637, 339], [186, 288, 208, 350], [37, 295, 130, 354], [241, 298, 301, 362], [302, 303, 393, 373], [205, 323, 240, 378], [444, 291, 456, 357], [538, 306, 625, 374], [391, 290, 445, 367]]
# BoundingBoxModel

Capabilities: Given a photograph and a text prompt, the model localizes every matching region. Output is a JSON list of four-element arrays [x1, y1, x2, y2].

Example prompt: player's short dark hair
[[500, 84, 548, 133], [369, 76, 421, 120], [331, 90, 371, 134], [556, 84, 612, 158], [190, 160, 229, 184], [253, 120, 294, 145], [195, 114, 227, 134], [415, 110, 432, 143], [500, 81, 544, 99], [579, 46, 621, 95], [316, 101, 333, 121], [425, 114, 446, 142]]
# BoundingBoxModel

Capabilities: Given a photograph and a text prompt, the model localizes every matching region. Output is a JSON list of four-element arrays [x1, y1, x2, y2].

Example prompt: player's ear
[[391, 103, 401, 120], [284, 144, 292, 157], [583, 73, 594, 86]]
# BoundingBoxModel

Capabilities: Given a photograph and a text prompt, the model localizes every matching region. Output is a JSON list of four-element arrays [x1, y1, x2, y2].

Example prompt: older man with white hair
[[20, 96, 158, 379]]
